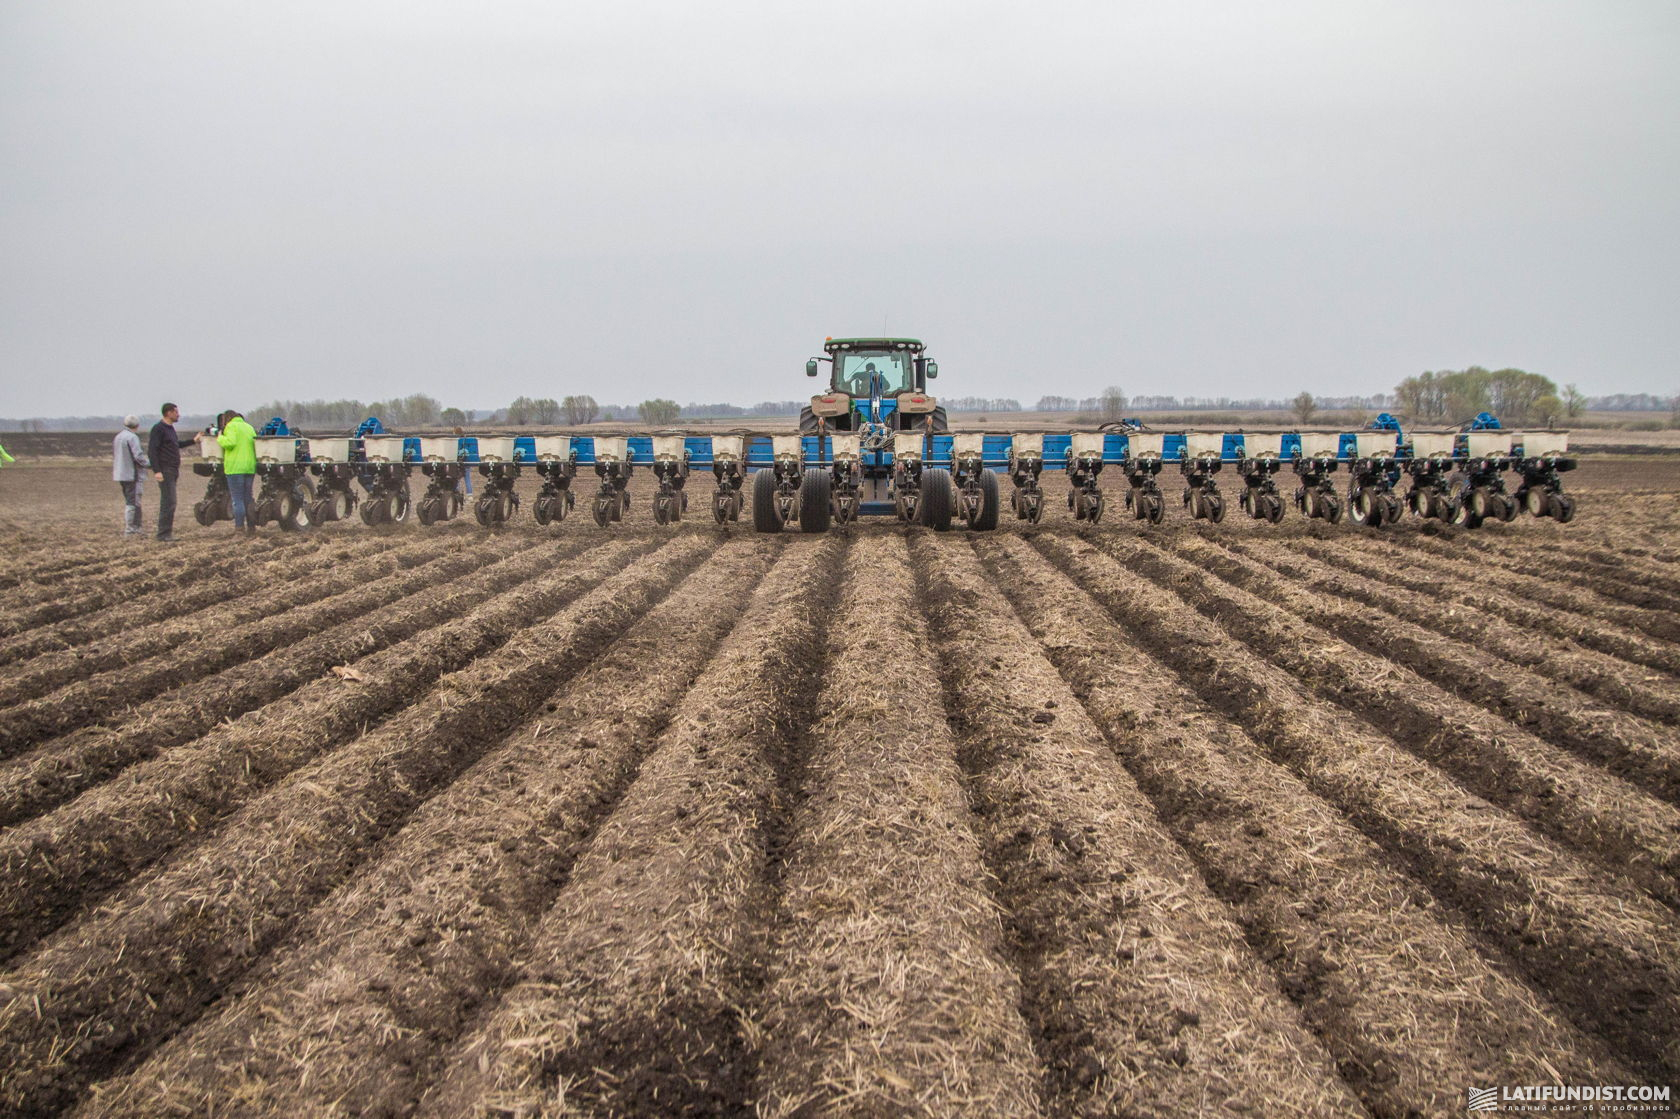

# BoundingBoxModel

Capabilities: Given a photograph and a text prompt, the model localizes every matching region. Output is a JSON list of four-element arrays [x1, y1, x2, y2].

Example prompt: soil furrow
[[0, 534, 321, 618], [1102, 534, 1680, 909], [0, 535, 327, 641], [0, 530, 450, 705], [1175, 533, 1680, 805], [0, 535, 400, 679], [0, 540, 588, 832], [418, 535, 844, 1119], [1032, 533, 1680, 1084], [0, 536, 709, 1117], [78, 536, 784, 1119], [1448, 532, 1680, 606], [912, 534, 1366, 1118], [978, 534, 1630, 1117], [0, 540, 622, 961], [1290, 538, 1680, 678], [1371, 532, 1680, 643], [1251, 535, 1680, 724], [746, 534, 1046, 1119], [0, 538, 458, 755]]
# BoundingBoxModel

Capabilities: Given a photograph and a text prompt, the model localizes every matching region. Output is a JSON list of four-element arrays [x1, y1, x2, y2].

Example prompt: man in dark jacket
[[147, 403, 200, 542]]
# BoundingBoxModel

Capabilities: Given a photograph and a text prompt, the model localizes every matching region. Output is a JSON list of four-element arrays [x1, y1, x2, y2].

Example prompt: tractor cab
[[801, 337, 946, 434]]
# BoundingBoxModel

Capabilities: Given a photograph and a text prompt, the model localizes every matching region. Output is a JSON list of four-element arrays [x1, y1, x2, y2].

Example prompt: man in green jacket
[[216, 410, 258, 534]]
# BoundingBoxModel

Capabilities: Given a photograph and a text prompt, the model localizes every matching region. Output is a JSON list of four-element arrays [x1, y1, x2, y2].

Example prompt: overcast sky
[[2, 1, 1676, 419]]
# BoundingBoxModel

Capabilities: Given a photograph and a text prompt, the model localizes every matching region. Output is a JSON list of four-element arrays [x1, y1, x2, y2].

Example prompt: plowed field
[[0, 458, 1676, 1117]]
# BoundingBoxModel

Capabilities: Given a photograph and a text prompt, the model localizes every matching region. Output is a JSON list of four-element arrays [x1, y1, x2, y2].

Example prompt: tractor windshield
[[835, 352, 913, 397]]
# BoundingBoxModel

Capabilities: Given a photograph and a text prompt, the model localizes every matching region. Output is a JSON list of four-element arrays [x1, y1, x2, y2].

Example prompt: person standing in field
[[113, 415, 150, 536], [216, 409, 258, 535], [147, 402, 201, 543]]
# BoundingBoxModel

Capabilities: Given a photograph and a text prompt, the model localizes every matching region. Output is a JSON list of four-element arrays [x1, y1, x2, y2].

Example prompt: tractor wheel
[[280, 480, 317, 531], [610, 488, 627, 522], [533, 492, 554, 525], [326, 490, 352, 521], [474, 493, 500, 527], [592, 491, 614, 528], [1261, 492, 1285, 523], [798, 468, 831, 533], [657, 487, 682, 525], [1452, 497, 1484, 529], [1496, 492, 1518, 522], [921, 467, 955, 531], [360, 495, 388, 526], [1381, 493, 1404, 524], [1524, 487, 1548, 516], [1549, 493, 1576, 523], [1469, 489, 1492, 522], [972, 469, 1000, 530], [1349, 489, 1373, 526], [419, 494, 441, 526], [929, 407, 949, 433], [1143, 490, 1164, 524], [1409, 489, 1432, 518], [1205, 492, 1225, 524], [194, 499, 216, 527], [714, 488, 741, 524], [752, 468, 782, 533], [798, 407, 819, 434], [1320, 493, 1342, 524], [389, 487, 412, 524]]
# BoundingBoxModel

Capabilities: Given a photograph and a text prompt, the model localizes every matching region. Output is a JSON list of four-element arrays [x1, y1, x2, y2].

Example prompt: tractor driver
[[848, 362, 888, 397]]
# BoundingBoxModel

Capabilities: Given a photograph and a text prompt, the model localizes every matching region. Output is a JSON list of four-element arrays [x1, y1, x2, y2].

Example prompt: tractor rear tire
[[798, 407, 819, 434], [752, 468, 782, 533], [921, 468, 955, 531], [972, 469, 1000, 531], [929, 407, 949, 433], [798, 468, 831, 533]]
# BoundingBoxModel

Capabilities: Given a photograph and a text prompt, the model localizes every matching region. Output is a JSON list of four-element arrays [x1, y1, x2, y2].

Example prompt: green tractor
[[799, 337, 948, 444]]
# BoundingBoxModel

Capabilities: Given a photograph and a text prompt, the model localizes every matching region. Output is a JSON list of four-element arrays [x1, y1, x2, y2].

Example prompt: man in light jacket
[[113, 415, 149, 536]]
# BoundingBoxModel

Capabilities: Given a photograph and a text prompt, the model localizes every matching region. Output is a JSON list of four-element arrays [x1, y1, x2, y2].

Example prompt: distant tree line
[[1391, 368, 1568, 426]]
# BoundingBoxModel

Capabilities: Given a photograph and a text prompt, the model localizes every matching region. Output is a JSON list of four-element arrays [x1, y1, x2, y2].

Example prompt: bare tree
[[1292, 391, 1317, 424], [1562, 384, 1586, 419], [532, 398, 560, 424], [563, 394, 599, 425], [505, 396, 536, 425], [1100, 386, 1127, 423]]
